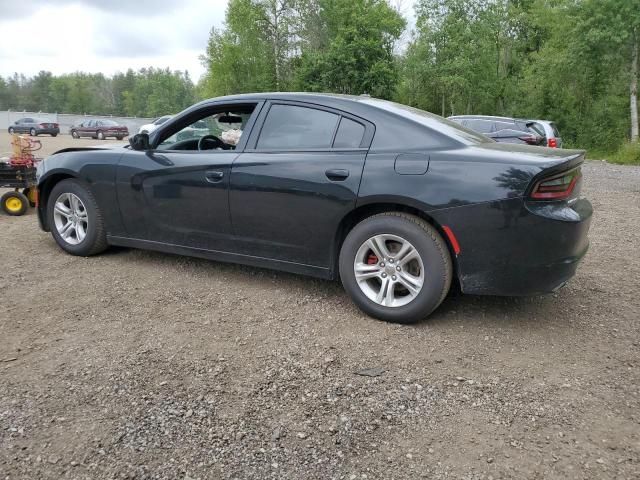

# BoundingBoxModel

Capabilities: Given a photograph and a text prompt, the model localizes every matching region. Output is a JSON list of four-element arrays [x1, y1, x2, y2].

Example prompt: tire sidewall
[[339, 215, 451, 323], [48, 180, 101, 256], [8, 127, 14, 134], [30, 128, 36, 136]]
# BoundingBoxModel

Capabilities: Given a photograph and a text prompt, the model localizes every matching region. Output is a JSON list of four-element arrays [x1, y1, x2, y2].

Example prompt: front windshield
[[157, 111, 252, 150], [360, 98, 494, 145]]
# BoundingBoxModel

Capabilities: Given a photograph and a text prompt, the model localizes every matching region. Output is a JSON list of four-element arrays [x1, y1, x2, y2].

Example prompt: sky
[[0, 0, 228, 81], [0, 0, 415, 83]]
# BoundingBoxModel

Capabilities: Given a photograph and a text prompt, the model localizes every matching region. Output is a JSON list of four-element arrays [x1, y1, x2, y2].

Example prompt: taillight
[[530, 167, 581, 200], [519, 135, 540, 145], [547, 137, 557, 148]]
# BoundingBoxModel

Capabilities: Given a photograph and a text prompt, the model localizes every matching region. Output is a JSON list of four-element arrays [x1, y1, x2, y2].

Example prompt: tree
[[295, 0, 405, 98]]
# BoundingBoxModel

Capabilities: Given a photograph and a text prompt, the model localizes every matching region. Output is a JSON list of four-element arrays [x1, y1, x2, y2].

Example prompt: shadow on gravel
[[103, 246, 568, 331]]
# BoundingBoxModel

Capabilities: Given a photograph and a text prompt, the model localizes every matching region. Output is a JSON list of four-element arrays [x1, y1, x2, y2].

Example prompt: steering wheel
[[198, 135, 225, 151]]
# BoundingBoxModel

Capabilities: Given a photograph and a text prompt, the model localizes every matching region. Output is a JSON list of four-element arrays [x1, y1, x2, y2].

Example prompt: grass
[[606, 141, 640, 165]]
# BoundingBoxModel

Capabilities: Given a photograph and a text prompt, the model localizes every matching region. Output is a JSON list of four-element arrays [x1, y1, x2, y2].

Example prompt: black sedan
[[8, 117, 59, 136], [35, 94, 592, 323]]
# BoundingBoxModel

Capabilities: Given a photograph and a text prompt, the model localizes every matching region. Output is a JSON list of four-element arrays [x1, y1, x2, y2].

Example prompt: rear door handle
[[205, 170, 224, 183], [325, 169, 350, 181]]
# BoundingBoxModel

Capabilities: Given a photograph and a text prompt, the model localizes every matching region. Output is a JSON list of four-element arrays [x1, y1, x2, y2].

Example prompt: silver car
[[527, 119, 563, 148]]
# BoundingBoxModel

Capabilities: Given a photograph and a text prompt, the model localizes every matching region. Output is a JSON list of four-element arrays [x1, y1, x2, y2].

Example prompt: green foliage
[[1, 68, 195, 117], [294, 0, 405, 98], [609, 141, 640, 165], [200, 0, 405, 99]]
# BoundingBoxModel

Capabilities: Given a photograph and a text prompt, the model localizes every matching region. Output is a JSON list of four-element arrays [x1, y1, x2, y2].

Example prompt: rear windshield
[[528, 122, 545, 137], [360, 99, 493, 145], [101, 120, 118, 126]]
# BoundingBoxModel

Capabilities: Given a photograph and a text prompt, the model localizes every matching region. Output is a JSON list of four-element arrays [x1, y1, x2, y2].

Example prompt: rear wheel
[[51, 133, 57, 137], [71, 130, 79, 139], [8, 127, 14, 134], [339, 212, 452, 324], [1, 191, 29, 216], [47, 179, 108, 256], [116, 136, 123, 141], [30, 128, 37, 136]]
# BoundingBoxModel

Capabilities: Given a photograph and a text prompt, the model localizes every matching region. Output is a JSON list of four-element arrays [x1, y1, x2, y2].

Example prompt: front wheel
[[47, 179, 108, 256], [339, 212, 452, 324], [8, 127, 14, 134], [71, 130, 79, 139], [30, 128, 37, 136], [96, 131, 105, 140]]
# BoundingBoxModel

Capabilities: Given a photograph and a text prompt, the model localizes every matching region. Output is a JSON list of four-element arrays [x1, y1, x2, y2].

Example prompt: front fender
[[36, 150, 126, 236]]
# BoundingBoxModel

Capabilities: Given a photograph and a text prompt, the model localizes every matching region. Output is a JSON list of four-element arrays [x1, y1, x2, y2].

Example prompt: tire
[[51, 133, 58, 137], [8, 127, 14, 134], [97, 131, 105, 140], [23, 188, 37, 207], [1, 191, 29, 216], [30, 128, 37, 136], [47, 179, 108, 256], [116, 136, 123, 141], [339, 212, 452, 324], [71, 130, 79, 139]]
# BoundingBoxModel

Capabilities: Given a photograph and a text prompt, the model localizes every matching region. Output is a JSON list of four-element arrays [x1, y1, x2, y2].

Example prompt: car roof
[[175, 93, 493, 148]]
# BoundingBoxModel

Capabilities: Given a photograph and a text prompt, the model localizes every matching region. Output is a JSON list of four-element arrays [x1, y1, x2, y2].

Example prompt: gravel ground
[[1, 134, 639, 479]]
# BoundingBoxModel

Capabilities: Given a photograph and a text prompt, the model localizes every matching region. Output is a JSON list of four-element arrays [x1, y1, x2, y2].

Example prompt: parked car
[[526, 119, 563, 148], [448, 115, 544, 145], [36, 94, 592, 324], [70, 119, 128, 140], [8, 118, 59, 137], [138, 115, 172, 134]]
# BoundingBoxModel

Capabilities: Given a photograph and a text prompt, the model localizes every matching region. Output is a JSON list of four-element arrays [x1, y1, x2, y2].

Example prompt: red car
[[70, 119, 129, 140]]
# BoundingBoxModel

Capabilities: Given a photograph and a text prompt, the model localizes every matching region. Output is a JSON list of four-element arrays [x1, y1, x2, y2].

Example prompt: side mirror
[[129, 133, 150, 151]]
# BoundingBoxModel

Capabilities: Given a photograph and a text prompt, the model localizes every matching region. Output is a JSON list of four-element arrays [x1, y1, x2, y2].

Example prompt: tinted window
[[550, 122, 560, 137], [494, 121, 516, 131], [333, 117, 365, 148], [465, 119, 493, 134], [257, 105, 339, 150], [528, 122, 545, 136]]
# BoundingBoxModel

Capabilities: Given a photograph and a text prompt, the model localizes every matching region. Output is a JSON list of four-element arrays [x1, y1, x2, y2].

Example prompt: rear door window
[[494, 121, 517, 132], [257, 104, 339, 150], [333, 117, 365, 148], [551, 123, 560, 137], [464, 119, 493, 134]]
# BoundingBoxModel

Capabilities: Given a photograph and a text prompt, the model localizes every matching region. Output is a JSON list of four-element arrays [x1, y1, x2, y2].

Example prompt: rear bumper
[[36, 128, 59, 135], [432, 197, 592, 296]]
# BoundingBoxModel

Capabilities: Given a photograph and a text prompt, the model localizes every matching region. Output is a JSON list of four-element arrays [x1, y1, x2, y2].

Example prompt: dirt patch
[[1, 135, 639, 479]]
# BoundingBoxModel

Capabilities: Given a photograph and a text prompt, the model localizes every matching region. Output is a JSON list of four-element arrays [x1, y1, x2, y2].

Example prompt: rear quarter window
[[333, 117, 365, 148]]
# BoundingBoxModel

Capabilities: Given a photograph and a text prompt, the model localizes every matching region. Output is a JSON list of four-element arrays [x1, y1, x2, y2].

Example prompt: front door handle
[[325, 169, 350, 181], [205, 170, 224, 183]]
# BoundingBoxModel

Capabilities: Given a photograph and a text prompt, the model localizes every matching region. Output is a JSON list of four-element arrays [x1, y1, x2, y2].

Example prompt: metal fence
[[0, 111, 154, 135]]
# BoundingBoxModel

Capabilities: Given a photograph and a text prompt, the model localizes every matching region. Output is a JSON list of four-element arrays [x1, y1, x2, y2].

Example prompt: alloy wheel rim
[[53, 192, 88, 245], [353, 234, 424, 307]]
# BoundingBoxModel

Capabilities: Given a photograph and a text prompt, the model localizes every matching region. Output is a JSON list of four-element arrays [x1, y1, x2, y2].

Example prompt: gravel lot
[[1, 134, 639, 479]]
